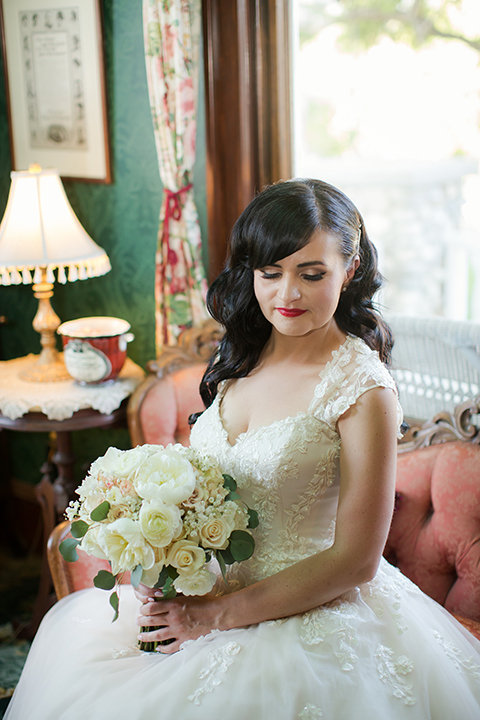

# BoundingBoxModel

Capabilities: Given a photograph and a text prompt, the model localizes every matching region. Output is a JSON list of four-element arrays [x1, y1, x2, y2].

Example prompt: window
[[293, 0, 480, 320]]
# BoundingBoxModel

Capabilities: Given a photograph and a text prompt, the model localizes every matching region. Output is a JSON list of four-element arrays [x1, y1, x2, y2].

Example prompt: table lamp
[[0, 164, 111, 382]]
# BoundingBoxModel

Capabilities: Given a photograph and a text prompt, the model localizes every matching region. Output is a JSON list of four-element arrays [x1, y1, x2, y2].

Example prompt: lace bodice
[[190, 335, 402, 586]]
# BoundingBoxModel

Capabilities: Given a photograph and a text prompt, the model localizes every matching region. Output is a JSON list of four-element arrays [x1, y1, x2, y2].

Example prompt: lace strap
[[309, 337, 403, 436]]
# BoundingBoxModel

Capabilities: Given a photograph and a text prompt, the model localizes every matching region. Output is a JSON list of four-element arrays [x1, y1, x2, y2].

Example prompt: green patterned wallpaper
[[0, 0, 207, 482]]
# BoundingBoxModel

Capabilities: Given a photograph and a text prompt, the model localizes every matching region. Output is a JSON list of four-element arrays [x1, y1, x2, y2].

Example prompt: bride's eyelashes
[[302, 272, 326, 282], [259, 271, 326, 282]]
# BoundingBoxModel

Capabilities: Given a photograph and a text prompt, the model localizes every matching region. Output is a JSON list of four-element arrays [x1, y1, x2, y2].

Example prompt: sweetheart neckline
[[216, 335, 358, 447], [216, 407, 315, 449]]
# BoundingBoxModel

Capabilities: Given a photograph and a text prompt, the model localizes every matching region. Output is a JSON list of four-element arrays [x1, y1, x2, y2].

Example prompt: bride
[[6, 179, 480, 719]]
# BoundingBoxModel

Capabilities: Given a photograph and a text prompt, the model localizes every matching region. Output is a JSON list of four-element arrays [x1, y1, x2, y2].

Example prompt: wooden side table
[[0, 355, 145, 635]]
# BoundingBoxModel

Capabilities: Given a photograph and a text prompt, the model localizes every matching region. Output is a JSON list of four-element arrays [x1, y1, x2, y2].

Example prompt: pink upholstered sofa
[[385, 402, 480, 638], [48, 323, 480, 639]]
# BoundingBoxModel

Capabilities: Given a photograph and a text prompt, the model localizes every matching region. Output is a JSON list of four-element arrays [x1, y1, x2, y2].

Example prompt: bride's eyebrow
[[260, 260, 327, 270], [297, 261, 327, 268], [263, 260, 327, 268]]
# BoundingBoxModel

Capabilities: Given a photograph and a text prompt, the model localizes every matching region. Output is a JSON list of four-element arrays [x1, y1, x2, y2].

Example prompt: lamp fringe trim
[[0, 253, 111, 286]]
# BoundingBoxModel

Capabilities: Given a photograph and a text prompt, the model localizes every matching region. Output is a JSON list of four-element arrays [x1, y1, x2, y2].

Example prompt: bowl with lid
[[58, 316, 134, 384]]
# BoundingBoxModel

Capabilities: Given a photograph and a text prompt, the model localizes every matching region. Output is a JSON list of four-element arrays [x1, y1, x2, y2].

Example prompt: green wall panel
[[0, 0, 207, 483]]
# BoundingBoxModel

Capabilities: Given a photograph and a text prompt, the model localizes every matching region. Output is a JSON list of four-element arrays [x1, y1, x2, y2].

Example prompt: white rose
[[166, 540, 206, 576], [78, 488, 107, 515], [198, 514, 235, 550], [173, 568, 217, 596], [100, 518, 155, 574], [134, 448, 196, 504], [80, 524, 108, 560], [138, 499, 183, 548]]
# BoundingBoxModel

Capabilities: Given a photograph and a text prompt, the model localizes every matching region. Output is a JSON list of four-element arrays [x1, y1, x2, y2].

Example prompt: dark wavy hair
[[199, 178, 393, 410]]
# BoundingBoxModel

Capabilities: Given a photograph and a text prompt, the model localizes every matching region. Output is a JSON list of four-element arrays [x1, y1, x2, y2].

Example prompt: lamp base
[[19, 351, 71, 382], [19, 273, 71, 382]]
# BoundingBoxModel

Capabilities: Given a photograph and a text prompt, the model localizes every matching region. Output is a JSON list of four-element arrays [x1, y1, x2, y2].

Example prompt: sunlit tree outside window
[[293, 0, 480, 320]]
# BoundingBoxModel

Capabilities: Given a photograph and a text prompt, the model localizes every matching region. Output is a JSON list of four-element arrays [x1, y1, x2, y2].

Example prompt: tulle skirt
[[5, 560, 480, 720]]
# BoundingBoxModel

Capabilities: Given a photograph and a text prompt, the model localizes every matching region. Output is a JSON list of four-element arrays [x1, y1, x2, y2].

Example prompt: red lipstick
[[276, 308, 306, 317]]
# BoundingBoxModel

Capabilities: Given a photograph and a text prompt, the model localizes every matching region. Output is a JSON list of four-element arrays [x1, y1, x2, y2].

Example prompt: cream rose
[[166, 540, 206, 576], [100, 518, 155, 574], [182, 485, 207, 509], [173, 568, 217, 596], [107, 502, 133, 522], [198, 514, 235, 549], [134, 448, 196, 504], [138, 499, 183, 547]]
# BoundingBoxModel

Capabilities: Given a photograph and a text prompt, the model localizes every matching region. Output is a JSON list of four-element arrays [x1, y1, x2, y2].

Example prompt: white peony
[[138, 499, 183, 548], [173, 568, 217, 596], [198, 514, 236, 549], [100, 518, 155, 574], [90, 445, 149, 479], [134, 447, 196, 504], [166, 540, 206, 576], [80, 524, 108, 560]]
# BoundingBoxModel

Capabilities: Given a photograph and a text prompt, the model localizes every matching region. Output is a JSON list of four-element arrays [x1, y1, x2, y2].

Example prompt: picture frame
[[0, 0, 111, 183]]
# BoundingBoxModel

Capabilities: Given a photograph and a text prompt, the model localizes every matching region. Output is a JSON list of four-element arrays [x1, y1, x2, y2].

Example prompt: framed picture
[[0, 0, 111, 182]]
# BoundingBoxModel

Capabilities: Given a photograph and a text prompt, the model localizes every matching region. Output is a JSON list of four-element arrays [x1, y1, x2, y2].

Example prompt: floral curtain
[[143, 0, 209, 354]]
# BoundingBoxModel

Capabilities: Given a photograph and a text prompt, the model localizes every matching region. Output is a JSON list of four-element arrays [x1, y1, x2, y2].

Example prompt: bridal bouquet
[[60, 444, 257, 632]]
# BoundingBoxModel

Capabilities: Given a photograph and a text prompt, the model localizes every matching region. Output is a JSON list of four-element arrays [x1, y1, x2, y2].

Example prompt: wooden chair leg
[[21, 471, 58, 638]]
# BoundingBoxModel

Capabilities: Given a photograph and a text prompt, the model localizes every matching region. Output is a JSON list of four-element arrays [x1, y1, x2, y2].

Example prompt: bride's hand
[[133, 582, 163, 604], [136, 595, 222, 654]]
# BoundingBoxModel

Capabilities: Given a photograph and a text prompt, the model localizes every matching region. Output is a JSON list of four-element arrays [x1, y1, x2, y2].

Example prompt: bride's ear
[[344, 254, 360, 285]]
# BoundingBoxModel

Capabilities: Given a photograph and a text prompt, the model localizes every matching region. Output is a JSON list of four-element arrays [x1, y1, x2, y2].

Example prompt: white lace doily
[[0, 355, 145, 421]]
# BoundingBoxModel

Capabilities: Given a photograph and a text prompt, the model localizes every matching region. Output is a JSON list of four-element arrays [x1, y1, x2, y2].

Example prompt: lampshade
[[0, 165, 111, 285], [0, 165, 111, 382]]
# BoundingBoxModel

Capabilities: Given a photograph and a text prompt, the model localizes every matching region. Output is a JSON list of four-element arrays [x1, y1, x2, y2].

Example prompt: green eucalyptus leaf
[[162, 575, 177, 599], [154, 566, 170, 589], [247, 508, 259, 529], [167, 565, 179, 580], [130, 564, 143, 589], [59, 538, 79, 563], [229, 530, 255, 562], [70, 520, 89, 539], [93, 569, 116, 591], [90, 501, 111, 522], [110, 591, 119, 622], [222, 474, 237, 492], [218, 547, 235, 565], [226, 491, 241, 501], [217, 550, 227, 581]]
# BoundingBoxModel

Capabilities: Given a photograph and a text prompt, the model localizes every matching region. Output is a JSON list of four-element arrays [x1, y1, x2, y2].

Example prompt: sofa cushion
[[385, 442, 480, 621]]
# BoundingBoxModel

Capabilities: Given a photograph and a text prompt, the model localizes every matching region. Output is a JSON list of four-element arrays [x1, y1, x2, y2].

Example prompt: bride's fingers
[[137, 601, 169, 618], [156, 639, 181, 654], [136, 614, 169, 627], [133, 587, 155, 603], [137, 626, 175, 643]]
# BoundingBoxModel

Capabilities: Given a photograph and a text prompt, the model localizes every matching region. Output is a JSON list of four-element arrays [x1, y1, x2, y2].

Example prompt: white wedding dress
[[6, 336, 480, 719]]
